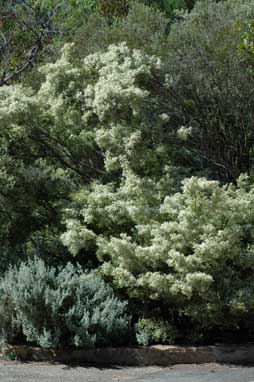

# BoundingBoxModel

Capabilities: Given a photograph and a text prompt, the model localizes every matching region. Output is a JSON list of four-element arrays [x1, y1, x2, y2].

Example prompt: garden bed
[[2, 344, 254, 365]]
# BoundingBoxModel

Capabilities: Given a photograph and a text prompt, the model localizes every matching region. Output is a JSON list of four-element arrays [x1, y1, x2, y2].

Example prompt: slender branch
[[0, 0, 55, 86]]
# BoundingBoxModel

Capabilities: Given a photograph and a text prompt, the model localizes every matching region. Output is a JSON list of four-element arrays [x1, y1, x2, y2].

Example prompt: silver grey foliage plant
[[0, 258, 130, 349]]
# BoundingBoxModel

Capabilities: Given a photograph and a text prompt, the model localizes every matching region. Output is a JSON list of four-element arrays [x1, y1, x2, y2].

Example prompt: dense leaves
[[0, 0, 57, 86], [0, 259, 129, 348], [1, 0, 254, 346]]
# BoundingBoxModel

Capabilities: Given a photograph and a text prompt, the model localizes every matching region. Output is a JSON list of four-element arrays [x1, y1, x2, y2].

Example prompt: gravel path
[[1, 361, 254, 382]]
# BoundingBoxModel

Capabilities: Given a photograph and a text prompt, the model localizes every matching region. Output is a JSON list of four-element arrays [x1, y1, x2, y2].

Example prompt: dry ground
[[1, 362, 254, 382]]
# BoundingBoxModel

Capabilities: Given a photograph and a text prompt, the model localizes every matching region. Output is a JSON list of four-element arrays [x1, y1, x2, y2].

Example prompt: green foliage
[[65, 0, 254, 185], [0, 46, 101, 251], [164, 0, 254, 182], [97, 0, 129, 19], [71, 1, 169, 58], [0, 0, 56, 86], [238, 20, 254, 75], [0, 0, 170, 86], [143, 0, 188, 14], [5, 351, 19, 361], [0, 40, 170, 254], [0, 259, 129, 348], [92, 176, 254, 342], [0, 0, 171, 256], [0, 1, 170, 256], [136, 319, 177, 345], [1, 0, 254, 347]]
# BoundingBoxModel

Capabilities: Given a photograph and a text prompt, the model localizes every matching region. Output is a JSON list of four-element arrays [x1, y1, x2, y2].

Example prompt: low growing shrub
[[0, 259, 130, 349]]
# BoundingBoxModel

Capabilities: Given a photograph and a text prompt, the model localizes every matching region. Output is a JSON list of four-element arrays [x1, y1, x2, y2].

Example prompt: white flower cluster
[[63, 174, 254, 327]]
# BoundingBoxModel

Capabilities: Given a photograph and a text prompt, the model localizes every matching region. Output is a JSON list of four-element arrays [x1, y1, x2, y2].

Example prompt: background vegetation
[[1, 0, 254, 348]]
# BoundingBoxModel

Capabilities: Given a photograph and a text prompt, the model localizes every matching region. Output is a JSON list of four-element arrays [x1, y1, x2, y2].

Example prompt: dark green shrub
[[0, 259, 130, 349], [164, 0, 254, 183], [97, 0, 129, 18], [72, 1, 169, 58]]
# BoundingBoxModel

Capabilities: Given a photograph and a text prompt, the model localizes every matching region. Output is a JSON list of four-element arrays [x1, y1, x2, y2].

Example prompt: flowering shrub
[[2, 0, 254, 345], [63, 175, 254, 342]]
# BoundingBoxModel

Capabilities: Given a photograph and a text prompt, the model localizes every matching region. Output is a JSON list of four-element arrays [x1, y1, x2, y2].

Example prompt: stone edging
[[1, 344, 254, 365]]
